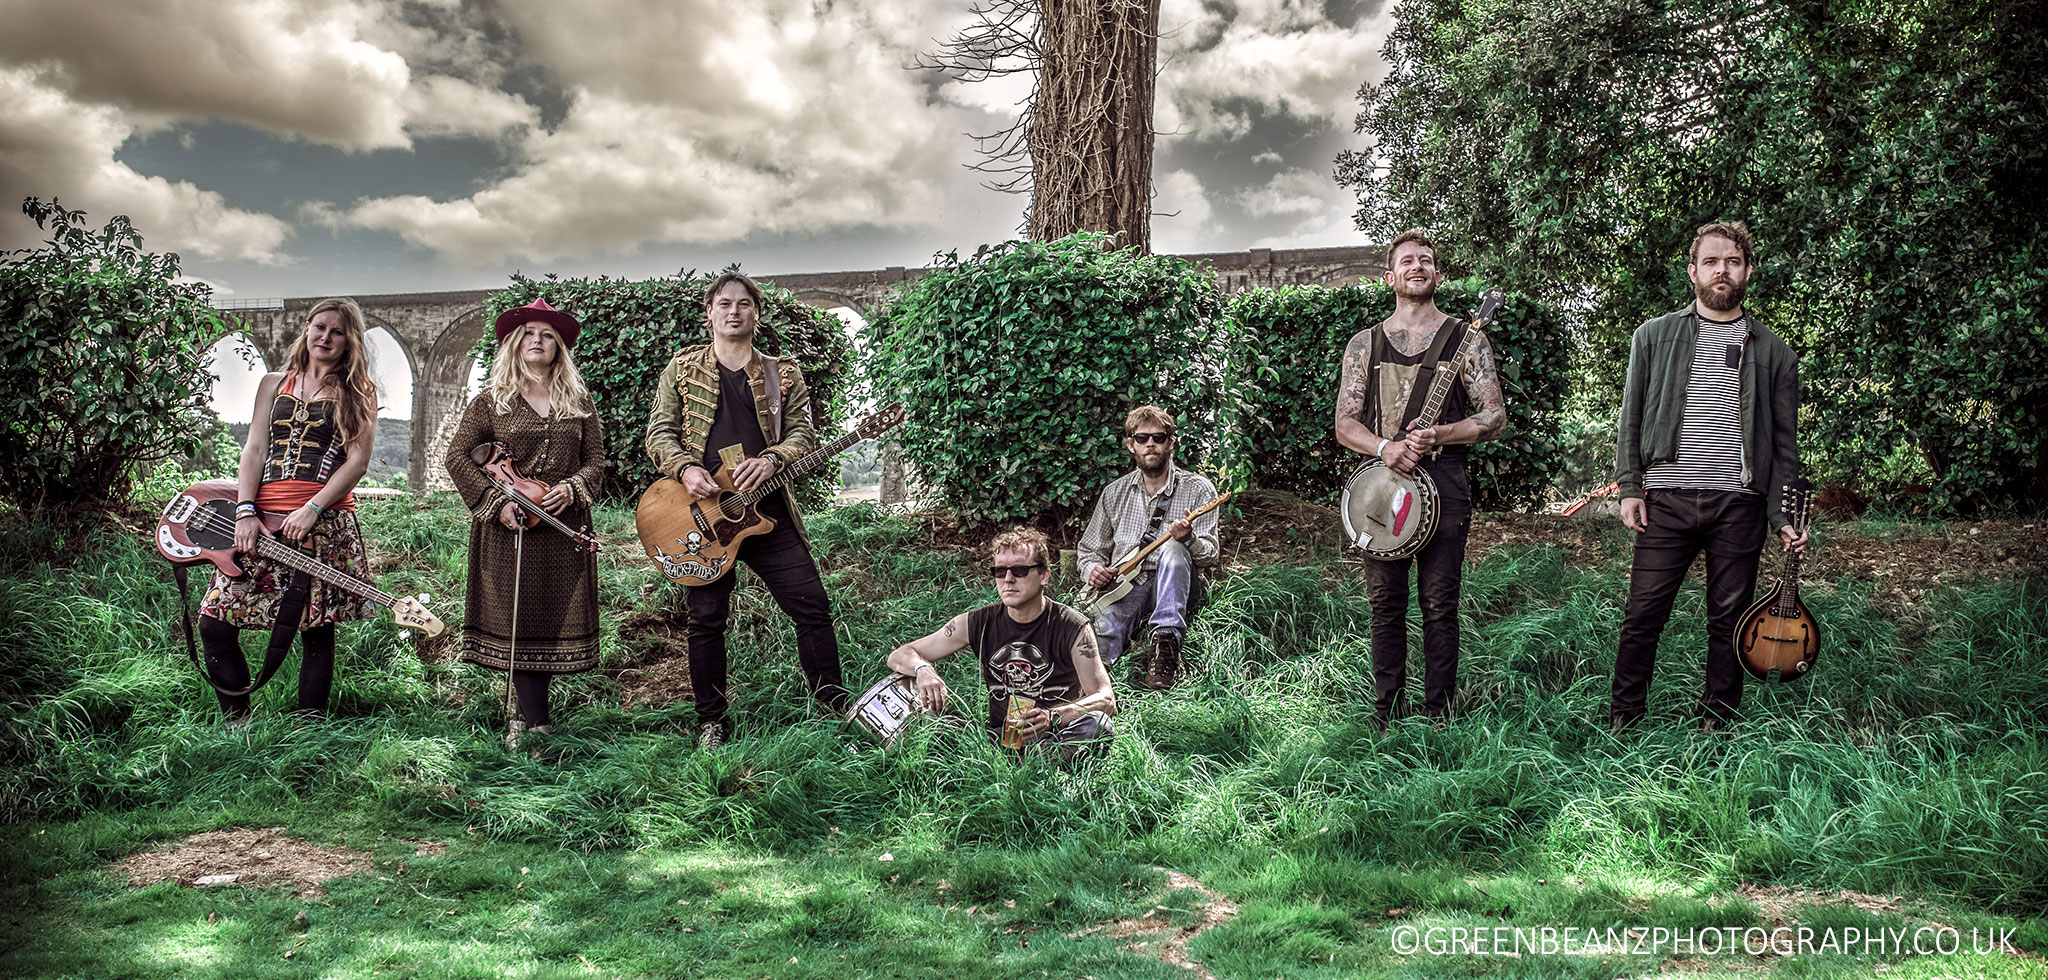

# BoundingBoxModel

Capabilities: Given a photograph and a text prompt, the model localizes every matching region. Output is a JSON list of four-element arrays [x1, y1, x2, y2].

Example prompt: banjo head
[[1339, 460, 1441, 560]]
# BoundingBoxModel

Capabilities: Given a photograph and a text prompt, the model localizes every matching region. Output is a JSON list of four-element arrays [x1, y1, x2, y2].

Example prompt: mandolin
[[635, 403, 906, 586], [156, 480, 445, 636], [1072, 492, 1231, 619], [1735, 485, 1819, 681]]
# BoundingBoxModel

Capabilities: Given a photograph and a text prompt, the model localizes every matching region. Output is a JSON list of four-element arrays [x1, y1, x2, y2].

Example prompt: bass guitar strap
[[762, 355, 783, 445], [172, 558, 314, 698]]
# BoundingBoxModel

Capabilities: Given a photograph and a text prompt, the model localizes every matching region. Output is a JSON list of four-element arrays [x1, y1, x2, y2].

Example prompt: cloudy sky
[[1, 0, 1390, 415]]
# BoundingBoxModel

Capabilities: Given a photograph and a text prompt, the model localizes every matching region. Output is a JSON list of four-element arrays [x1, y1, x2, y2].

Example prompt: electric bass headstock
[[392, 593, 447, 637], [858, 402, 907, 439]]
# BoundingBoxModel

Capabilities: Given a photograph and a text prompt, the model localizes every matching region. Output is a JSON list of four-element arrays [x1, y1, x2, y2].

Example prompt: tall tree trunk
[[1027, 0, 1160, 253]]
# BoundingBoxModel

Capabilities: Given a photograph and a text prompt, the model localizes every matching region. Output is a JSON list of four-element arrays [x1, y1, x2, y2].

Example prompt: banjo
[[1339, 290, 1503, 560]]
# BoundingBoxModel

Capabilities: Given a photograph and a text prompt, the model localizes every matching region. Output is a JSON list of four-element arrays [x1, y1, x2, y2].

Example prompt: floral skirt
[[198, 509, 374, 630]]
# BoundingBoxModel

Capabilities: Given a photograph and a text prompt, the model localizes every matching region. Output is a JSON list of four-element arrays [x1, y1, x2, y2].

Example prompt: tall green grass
[[1, 499, 2044, 977]]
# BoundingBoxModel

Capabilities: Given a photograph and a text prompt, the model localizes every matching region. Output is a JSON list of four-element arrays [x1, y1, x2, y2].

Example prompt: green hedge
[[864, 234, 1224, 527], [485, 270, 855, 506], [1218, 279, 1570, 510], [0, 200, 225, 509]]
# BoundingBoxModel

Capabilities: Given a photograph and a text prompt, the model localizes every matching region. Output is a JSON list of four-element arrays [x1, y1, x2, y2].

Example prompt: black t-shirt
[[702, 361, 789, 521], [967, 599, 1090, 740]]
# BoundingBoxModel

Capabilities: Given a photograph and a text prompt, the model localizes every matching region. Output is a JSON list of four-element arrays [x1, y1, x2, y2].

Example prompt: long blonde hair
[[284, 297, 378, 447], [487, 323, 593, 419]]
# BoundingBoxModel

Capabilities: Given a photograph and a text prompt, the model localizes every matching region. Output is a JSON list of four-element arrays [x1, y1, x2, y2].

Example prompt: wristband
[[306, 500, 324, 515], [913, 662, 934, 674], [237, 499, 256, 509], [1375, 438, 1389, 458]]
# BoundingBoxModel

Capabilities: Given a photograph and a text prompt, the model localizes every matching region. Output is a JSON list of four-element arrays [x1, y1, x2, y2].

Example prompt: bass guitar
[[1338, 290, 1503, 560], [1071, 492, 1231, 619], [636, 403, 906, 586], [155, 480, 445, 636], [1736, 485, 1820, 681]]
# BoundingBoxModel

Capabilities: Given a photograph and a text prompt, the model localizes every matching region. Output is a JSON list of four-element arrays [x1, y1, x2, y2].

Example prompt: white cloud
[[0, 67, 293, 262], [1238, 167, 1337, 218], [1150, 168, 1215, 253], [1157, 0, 1393, 142], [330, 0, 964, 264]]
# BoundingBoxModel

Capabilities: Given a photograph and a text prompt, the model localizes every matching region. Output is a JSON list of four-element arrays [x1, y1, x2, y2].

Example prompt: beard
[[1393, 275, 1438, 301], [1694, 276, 1747, 313], [1134, 454, 1169, 477]]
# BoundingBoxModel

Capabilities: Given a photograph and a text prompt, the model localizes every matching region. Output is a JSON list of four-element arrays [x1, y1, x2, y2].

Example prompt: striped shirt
[[1645, 314, 1751, 493]]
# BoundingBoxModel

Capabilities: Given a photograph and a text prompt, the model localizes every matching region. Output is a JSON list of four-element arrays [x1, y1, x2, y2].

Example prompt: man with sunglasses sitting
[[886, 527, 1116, 758], [1077, 406, 1221, 689]]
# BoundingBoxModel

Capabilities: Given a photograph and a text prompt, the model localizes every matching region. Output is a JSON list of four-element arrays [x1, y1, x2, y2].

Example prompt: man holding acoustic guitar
[[1076, 406, 1224, 691], [1334, 230, 1509, 727], [644, 272, 848, 749], [1610, 221, 1806, 734]]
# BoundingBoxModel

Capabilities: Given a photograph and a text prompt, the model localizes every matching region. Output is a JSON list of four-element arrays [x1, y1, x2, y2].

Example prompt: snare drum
[[847, 674, 927, 746]]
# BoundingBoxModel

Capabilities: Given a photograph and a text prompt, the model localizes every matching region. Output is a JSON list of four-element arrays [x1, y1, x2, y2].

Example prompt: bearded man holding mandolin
[[643, 273, 847, 749], [1610, 222, 1806, 735], [1334, 231, 1509, 727], [1076, 406, 1223, 690]]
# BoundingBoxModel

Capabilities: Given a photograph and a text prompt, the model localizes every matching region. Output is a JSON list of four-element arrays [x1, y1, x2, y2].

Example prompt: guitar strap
[[761, 355, 783, 444], [1366, 316, 1469, 440], [1142, 493, 1173, 540], [172, 558, 314, 698]]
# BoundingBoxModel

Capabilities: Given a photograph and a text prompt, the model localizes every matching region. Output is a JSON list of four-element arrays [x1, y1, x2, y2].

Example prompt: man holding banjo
[[1334, 230, 1509, 727]]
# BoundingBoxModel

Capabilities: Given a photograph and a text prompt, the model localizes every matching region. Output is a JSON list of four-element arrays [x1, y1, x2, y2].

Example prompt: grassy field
[[1, 494, 2044, 979]]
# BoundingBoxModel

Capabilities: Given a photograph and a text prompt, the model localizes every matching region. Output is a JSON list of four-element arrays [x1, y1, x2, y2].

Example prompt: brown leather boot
[[1142, 632, 1181, 690]]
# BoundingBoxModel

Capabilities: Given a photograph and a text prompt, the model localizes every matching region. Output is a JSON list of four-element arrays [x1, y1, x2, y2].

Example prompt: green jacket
[[1615, 305, 1800, 531], [644, 345, 818, 543]]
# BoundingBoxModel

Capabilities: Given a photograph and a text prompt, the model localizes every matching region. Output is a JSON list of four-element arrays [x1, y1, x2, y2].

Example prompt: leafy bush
[[485, 270, 855, 505], [864, 234, 1224, 527], [1218, 279, 1570, 509], [0, 199, 226, 509]]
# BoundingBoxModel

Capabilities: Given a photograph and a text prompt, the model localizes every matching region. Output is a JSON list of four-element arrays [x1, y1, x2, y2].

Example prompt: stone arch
[[414, 306, 489, 491], [1314, 263, 1384, 289], [360, 316, 417, 418], [793, 288, 863, 314], [203, 331, 274, 422]]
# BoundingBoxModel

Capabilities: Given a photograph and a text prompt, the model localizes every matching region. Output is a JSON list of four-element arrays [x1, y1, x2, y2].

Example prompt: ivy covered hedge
[[485, 271, 855, 506], [0, 200, 226, 509], [1218, 279, 1570, 510], [864, 234, 1224, 527]]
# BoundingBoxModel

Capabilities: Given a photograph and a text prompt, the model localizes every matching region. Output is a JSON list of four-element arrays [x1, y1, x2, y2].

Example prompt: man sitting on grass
[[885, 527, 1117, 759]]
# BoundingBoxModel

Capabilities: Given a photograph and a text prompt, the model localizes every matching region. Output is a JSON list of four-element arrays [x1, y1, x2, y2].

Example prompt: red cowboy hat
[[493, 298, 583, 347]]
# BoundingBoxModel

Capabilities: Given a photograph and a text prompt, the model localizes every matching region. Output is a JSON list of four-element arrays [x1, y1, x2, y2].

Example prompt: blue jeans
[[1092, 539, 1202, 665]]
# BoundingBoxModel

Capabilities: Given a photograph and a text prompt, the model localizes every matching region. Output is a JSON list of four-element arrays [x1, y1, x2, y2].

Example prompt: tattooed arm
[[1407, 328, 1510, 449], [1057, 627, 1118, 721], [1334, 327, 1392, 455], [887, 611, 974, 713]]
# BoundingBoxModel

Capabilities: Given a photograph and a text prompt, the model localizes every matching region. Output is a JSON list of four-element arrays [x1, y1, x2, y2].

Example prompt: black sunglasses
[[1127, 431, 1172, 445], [989, 563, 1046, 579]]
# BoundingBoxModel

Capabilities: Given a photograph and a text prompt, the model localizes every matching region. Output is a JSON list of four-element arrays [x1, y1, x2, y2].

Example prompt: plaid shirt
[[1076, 463, 1221, 581]]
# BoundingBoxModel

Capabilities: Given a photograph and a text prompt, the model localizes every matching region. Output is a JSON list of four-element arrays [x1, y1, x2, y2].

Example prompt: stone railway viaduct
[[219, 245, 1386, 491]]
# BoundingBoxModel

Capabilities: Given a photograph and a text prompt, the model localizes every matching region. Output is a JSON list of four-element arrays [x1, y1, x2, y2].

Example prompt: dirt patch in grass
[[1069, 868, 1238, 980], [1808, 520, 2045, 612], [117, 828, 370, 899], [611, 610, 694, 706], [1466, 511, 1620, 567]]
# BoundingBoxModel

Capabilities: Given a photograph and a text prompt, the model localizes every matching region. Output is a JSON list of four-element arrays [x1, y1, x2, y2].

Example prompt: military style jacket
[[644, 344, 818, 544]]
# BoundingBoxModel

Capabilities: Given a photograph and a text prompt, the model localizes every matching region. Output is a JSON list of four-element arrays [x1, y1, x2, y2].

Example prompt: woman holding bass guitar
[[200, 297, 380, 725], [444, 299, 605, 747]]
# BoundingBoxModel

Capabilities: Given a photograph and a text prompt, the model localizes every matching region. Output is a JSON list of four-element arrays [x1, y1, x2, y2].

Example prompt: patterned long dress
[[443, 394, 605, 672]]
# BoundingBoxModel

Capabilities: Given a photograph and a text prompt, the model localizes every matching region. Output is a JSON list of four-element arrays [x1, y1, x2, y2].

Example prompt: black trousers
[[1363, 460, 1472, 719], [1610, 489, 1766, 724], [685, 518, 845, 725], [200, 614, 333, 718]]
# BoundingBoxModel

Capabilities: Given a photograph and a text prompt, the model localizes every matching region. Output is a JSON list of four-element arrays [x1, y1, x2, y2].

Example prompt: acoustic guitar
[[1338, 290, 1503, 560], [1071, 492, 1231, 619], [1735, 485, 1820, 681], [636, 403, 906, 586], [155, 480, 445, 636]]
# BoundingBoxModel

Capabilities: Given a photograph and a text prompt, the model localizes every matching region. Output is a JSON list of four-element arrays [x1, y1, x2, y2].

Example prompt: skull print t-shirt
[[967, 599, 1090, 741]]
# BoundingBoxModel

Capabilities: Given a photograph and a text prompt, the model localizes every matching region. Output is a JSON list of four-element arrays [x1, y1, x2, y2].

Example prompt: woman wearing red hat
[[444, 299, 606, 747]]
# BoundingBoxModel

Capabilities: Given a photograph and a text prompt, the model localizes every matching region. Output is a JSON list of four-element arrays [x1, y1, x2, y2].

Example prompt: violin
[[468, 442, 601, 552]]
